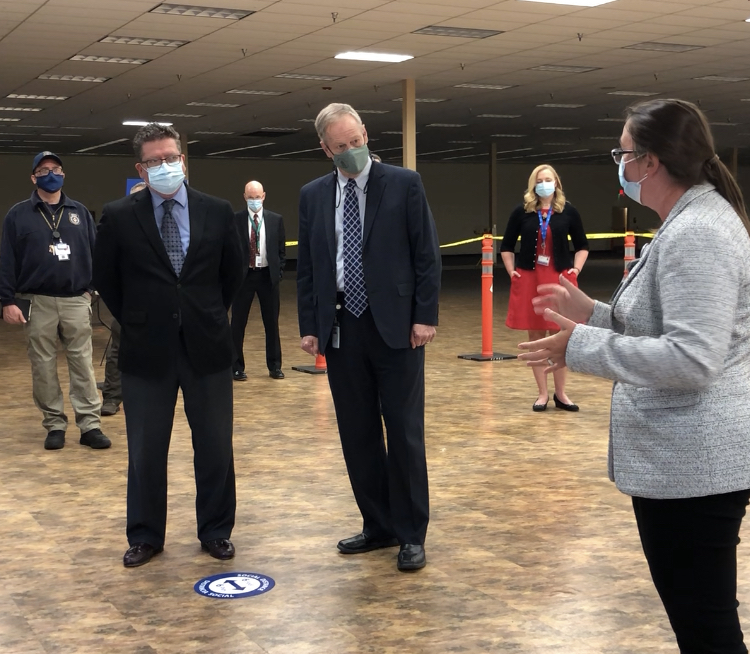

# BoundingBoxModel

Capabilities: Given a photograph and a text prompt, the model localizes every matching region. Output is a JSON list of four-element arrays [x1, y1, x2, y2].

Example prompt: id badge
[[332, 325, 340, 349], [255, 255, 263, 268], [537, 254, 550, 267], [54, 242, 71, 261]]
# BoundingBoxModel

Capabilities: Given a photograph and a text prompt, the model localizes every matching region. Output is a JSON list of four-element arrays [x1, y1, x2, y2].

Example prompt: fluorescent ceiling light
[[590, 136, 619, 140], [607, 90, 659, 97], [531, 64, 600, 73], [208, 143, 274, 156], [298, 118, 315, 122], [22, 140, 60, 143], [335, 52, 413, 63], [491, 133, 526, 137], [7, 94, 67, 101], [412, 26, 503, 38], [544, 142, 574, 145], [99, 36, 188, 47], [540, 126, 579, 130], [41, 133, 81, 137], [427, 123, 467, 127], [454, 83, 513, 90], [478, 114, 520, 118], [123, 120, 173, 126], [153, 112, 204, 118], [443, 153, 489, 160], [226, 89, 288, 95], [356, 110, 390, 114], [76, 138, 128, 152], [186, 102, 239, 108], [275, 73, 343, 81], [150, 4, 254, 19], [0, 118, 20, 122], [272, 147, 322, 157], [598, 117, 626, 122], [194, 130, 234, 135], [695, 75, 750, 83], [709, 122, 739, 127], [449, 140, 481, 144], [537, 103, 585, 108], [392, 97, 447, 103], [0, 107, 42, 112], [70, 55, 150, 64], [497, 148, 534, 155], [61, 126, 101, 129], [623, 42, 704, 53], [418, 147, 474, 157], [38, 74, 109, 82], [519, 0, 616, 5]]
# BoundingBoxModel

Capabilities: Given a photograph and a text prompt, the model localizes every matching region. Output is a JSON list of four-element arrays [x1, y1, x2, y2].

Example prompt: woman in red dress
[[501, 164, 589, 411]]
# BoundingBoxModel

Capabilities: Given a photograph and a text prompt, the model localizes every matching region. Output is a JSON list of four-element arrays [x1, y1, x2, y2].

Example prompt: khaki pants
[[20, 293, 101, 433]]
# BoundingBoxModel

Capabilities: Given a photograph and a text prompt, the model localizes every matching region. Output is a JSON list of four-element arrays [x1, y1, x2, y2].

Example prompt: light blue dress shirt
[[151, 183, 190, 255], [335, 156, 371, 291]]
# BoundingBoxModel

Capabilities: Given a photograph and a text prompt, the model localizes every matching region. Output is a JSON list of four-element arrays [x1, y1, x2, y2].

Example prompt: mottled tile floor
[[1, 262, 742, 653]]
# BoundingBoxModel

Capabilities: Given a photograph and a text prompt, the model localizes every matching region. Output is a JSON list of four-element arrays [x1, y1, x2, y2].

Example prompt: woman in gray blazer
[[519, 98, 750, 653]]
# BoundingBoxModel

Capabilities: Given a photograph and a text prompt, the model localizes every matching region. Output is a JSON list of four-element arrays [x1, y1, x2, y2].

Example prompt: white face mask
[[535, 180, 555, 198], [247, 198, 263, 213], [618, 157, 647, 204], [147, 160, 185, 195]]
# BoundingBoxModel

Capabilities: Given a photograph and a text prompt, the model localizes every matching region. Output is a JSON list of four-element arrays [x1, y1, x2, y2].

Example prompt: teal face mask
[[332, 144, 370, 175]]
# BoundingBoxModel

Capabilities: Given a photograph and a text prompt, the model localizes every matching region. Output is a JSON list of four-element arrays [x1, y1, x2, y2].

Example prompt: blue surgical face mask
[[619, 156, 647, 204], [147, 160, 185, 195], [332, 143, 370, 176], [247, 199, 263, 213], [36, 172, 65, 193], [535, 180, 555, 198]]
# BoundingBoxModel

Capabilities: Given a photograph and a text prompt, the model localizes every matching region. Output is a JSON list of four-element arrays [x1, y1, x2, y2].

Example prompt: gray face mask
[[332, 144, 370, 175]]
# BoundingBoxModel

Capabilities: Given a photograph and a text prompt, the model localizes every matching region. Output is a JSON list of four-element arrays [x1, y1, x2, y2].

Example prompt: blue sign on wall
[[194, 572, 275, 599], [126, 178, 144, 195]]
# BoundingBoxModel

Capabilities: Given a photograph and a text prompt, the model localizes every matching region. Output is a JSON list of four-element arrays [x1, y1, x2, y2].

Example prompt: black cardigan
[[500, 202, 588, 272]]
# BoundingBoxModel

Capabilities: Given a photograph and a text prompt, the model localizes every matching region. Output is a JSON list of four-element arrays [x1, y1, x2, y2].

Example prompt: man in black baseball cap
[[0, 151, 110, 450]]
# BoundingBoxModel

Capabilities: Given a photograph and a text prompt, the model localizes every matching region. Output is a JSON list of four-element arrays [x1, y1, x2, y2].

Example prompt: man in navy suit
[[297, 103, 441, 571]]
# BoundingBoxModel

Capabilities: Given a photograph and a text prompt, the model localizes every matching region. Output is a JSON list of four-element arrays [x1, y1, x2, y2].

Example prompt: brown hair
[[523, 164, 566, 213], [625, 98, 748, 229], [132, 123, 181, 159]]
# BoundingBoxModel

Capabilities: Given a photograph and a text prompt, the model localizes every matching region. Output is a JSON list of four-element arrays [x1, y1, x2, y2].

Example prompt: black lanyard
[[37, 204, 65, 240]]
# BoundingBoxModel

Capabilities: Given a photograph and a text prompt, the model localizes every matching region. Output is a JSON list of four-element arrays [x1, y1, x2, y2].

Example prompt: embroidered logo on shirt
[[68, 212, 80, 225]]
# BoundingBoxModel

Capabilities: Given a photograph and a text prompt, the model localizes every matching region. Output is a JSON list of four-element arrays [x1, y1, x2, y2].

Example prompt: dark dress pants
[[230, 267, 281, 372], [121, 338, 236, 548], [325, 306, 429, 545], [633, 489, 750, 654]]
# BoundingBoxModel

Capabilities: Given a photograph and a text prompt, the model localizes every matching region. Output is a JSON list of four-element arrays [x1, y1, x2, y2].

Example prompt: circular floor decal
[[194, 572, 275, 599]]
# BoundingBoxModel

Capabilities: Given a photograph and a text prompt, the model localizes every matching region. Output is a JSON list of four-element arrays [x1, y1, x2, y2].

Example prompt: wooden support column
[[180, 130, 190, 178], [402, 78, 416, 171], [489, 142, 497, 264]]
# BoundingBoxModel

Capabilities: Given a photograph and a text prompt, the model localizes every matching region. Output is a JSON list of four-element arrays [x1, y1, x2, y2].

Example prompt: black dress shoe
[[337, 533, 399, 554], [80, 428, 111, 449], [123, 542, 163, 568], [532, 400, 548, 412], [269, 369, 285, 379], [397, 544, 426, 571], [554, 394, 579, 412], [44, 430, 65, 450], [201, 538, 235, 560], [233, 371, 247, 382]]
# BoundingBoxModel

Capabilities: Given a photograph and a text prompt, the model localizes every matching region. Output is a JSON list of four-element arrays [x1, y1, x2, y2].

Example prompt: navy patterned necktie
[[160, 199, 184, 276], [342, 177, 368, 317]]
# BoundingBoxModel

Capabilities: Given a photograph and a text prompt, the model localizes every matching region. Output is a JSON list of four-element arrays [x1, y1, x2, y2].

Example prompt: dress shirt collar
[[150, 182, 188, 211], [336, 156, 372, 194]]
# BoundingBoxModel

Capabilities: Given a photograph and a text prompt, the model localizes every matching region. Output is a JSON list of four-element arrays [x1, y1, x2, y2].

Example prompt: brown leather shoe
[[123, 542, 163, 568], [201, 538, 235, 560]]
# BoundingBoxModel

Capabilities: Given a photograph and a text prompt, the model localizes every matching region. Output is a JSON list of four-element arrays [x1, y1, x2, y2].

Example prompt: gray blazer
[[566, 184, 750, 499]]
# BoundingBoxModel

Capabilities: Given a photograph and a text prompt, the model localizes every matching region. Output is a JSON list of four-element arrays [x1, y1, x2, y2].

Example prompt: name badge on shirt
[[537, 254, 550, 266], [54, 242, 71, 261], [255, 255, 263, 268]]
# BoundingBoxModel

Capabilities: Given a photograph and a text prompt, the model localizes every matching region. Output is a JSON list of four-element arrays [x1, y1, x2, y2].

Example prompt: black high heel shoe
[[532, 399, 548, 412], [554, 394, 579, 412]]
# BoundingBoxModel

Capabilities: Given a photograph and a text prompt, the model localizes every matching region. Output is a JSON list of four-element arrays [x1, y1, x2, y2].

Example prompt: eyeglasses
[[34, 166, 63, 177], [611, 148, 636, 164], [140, 154, 181, 169]]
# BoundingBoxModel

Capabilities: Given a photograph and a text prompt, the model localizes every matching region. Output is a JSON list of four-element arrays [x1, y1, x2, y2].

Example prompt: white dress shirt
[[335, 157, 372, 291], [248, 207, 268, 268]]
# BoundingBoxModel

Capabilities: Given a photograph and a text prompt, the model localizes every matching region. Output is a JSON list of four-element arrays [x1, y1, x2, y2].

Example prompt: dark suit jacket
[[297, 161, 441, 350], [235, 208, 285, 284], [93, 186, 246, 378]]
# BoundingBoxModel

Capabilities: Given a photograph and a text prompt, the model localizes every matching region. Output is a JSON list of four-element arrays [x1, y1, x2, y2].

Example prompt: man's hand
[[300, 335, 319, 356], [2, 304, 26, 325], [410, 324, 436, 349]]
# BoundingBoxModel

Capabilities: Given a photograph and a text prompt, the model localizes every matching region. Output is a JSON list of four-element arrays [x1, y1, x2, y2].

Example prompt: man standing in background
[[230, 180, 286, 381], [0, 151, 110, 451], [100, 181, 148, 416], [93, 124, 245, 568]]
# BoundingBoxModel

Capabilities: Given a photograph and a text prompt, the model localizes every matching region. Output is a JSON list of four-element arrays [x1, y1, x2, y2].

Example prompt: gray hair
[[315, 103, 363, 141], [133, 123, 181, 159]]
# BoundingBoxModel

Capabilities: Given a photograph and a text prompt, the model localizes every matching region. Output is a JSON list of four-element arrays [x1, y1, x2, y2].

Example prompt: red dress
[[506, 214, 578, 332]]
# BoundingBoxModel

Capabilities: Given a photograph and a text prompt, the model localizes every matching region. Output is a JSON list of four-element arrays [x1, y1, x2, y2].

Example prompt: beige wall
[[1, 153, 747, 257]]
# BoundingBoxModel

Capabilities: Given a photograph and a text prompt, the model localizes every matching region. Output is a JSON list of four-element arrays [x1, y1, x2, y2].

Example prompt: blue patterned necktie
[[160, 199, 184, 276], [342, 177, 368, 317]]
